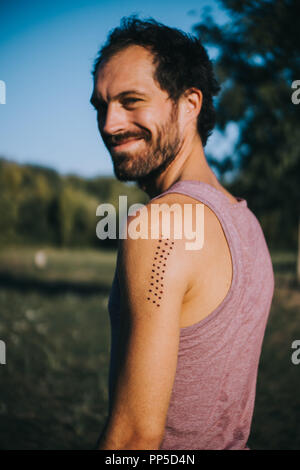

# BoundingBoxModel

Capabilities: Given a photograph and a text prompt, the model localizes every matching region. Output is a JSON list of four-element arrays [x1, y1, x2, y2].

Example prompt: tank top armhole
[[150, 184, 244, 335]]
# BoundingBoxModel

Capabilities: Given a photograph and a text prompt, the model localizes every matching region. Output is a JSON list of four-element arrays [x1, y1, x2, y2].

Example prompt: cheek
[[132, 108, 153, 126], [132, 108, 166, 136]]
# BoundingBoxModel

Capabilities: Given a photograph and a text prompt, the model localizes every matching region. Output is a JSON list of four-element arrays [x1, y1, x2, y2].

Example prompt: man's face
[[90, 45, 182, 182]]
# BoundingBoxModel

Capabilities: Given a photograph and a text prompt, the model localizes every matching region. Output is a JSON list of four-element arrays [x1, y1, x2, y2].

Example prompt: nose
[[99, 102, 128, 136]]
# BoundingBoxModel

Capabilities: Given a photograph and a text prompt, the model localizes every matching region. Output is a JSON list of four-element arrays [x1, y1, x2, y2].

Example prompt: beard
[[101, 104, 182, 184]]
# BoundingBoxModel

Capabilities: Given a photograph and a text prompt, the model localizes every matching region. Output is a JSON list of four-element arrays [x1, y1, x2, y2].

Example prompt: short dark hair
[[91, 16, 221, 147]]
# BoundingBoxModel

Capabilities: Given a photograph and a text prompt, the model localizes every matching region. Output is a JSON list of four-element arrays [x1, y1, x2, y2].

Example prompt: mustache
[[103, 130, 151, 147]]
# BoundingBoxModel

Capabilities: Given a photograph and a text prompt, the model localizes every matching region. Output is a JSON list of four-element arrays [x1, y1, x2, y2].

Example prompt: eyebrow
[[90, 90, 148, 108]]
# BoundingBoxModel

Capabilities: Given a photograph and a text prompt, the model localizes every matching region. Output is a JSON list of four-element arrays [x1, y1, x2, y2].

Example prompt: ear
[[176, 87, 203, 134], [183, 87, 202, 118]]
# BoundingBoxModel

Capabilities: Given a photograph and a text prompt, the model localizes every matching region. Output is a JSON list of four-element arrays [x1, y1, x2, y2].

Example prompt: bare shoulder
[[117, 195, 202, 309], [145, 191, 233, 307], [146, 191, 230, 258], [120, 191, 230, 292], [117, 190, 232, 329], [147, 192, 233, 327]]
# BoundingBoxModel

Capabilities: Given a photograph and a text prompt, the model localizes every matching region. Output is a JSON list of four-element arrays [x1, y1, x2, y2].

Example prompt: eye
[[122, 97, 141, 107]]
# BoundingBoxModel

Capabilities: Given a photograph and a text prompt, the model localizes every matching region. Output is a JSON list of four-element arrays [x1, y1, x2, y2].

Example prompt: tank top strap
[[150, 180, 247, 209]]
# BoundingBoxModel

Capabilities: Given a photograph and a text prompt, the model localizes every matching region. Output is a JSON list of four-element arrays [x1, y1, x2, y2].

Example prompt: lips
[[112, 137, 143, 147]]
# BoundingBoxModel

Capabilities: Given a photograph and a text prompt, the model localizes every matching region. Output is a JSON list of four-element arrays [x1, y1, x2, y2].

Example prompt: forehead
[[94, 45, 163, 99]]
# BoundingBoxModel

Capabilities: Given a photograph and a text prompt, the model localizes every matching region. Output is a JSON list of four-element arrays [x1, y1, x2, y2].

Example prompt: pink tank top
[[107, 180, 275, 450]]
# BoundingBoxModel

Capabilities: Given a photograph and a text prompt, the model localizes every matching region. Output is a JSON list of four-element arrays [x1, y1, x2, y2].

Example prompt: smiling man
[[90, 17, 275, 450], [90, 45, 182, 189]]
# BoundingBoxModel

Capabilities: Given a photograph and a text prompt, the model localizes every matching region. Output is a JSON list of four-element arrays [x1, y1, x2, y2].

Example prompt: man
[[90, 17, 274, 450]]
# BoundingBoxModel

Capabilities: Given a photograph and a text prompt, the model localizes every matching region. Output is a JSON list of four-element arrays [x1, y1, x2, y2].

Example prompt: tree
[[193, 0, 300, 280]]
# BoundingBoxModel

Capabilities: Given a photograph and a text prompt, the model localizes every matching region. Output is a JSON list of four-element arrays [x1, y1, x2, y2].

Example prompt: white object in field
[[34, 250, 47, 268]]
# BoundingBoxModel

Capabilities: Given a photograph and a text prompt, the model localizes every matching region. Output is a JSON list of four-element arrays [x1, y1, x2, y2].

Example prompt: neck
[[137, 132, 220, 199]]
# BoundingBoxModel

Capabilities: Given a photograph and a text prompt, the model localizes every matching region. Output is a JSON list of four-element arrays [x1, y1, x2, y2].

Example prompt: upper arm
[[105, 202, 195, 447]]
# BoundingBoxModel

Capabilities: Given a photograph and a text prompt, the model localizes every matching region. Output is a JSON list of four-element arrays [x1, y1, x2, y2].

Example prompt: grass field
[[0, 246, 299, 450]]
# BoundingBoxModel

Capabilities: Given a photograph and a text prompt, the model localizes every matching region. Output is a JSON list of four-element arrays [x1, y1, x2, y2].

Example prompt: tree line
[[0, 157, 148, 249], [0, 154, 296, 251]]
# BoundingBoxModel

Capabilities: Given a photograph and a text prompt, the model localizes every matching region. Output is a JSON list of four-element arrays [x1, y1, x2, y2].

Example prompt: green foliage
[[193, 0, 300, 249], [0, 158, 147, 248], [57, 185, 98, 247]]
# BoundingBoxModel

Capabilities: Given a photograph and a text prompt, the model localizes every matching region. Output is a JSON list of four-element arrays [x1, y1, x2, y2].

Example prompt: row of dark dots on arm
[[147, 238, 174, 306]]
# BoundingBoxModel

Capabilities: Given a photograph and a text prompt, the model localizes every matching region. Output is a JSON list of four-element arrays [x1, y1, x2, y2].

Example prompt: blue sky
[[0, 0, 237, 178]]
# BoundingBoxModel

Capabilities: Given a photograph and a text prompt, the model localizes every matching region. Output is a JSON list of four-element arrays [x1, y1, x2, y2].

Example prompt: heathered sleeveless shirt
[[107, 180, 275, 450]]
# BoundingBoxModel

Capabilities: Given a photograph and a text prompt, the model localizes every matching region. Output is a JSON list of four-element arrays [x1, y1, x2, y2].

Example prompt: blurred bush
[[0, 158, 148, 249]]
